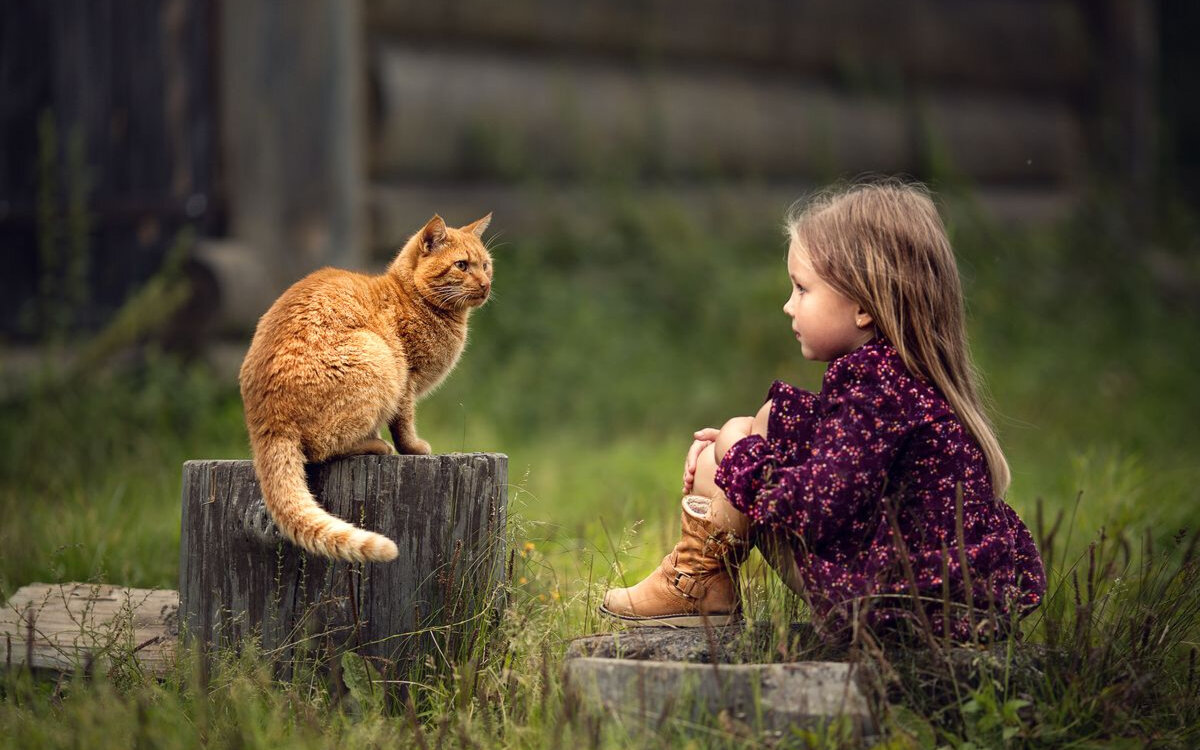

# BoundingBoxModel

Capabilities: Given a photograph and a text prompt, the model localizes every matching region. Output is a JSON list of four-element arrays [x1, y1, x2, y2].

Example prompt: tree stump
[[178, 453, 507, 678], [566, 658, 875, 740], [565, 626, 876, 739]]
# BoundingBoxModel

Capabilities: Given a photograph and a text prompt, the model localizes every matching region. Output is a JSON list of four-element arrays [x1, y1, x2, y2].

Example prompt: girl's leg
[[691, 398, 771, 527], [691, 404, 806, 596], [599, 404, 768, 626]]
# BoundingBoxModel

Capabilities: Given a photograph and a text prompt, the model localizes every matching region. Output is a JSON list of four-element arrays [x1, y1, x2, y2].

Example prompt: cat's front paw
[[399, 438, 433, 456]]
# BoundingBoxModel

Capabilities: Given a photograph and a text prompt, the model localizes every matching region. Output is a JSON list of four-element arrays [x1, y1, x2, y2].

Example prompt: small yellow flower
[[518, 576, 528, 585], [550, 590, 561, 601], [523, 541, 536, 552]]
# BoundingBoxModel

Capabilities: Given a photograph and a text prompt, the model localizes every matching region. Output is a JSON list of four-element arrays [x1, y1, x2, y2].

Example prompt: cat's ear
[[419, 214, 448, 253], [462, 213, 492, 238]]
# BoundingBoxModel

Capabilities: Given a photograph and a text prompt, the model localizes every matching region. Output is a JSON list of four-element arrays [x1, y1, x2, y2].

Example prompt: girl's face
[[783, 240, 874, 361]]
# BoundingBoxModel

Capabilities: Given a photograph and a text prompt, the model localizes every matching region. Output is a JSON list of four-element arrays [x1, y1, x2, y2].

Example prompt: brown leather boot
[[600, 495, 750, 627]]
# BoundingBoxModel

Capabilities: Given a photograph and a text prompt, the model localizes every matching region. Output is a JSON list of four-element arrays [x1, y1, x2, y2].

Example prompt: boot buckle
[[701, 531, 743, 559], [672, 570, 705, 599]]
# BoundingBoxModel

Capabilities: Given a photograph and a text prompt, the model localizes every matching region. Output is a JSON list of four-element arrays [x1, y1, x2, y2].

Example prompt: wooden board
[[369, 46, 1083, 185], [0, 583, 178, 678], [179, 454, 507, 678], [365, 0, 1088, 93]]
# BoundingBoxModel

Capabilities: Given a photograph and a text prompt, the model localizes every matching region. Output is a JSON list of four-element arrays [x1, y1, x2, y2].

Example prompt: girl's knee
[[721, 415, 754, 436], [691, 443, 720, 498], [715, 416, 754, 460]]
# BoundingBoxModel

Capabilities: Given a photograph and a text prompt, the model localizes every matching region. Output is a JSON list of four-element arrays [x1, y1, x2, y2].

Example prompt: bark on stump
[[179, 454, 507, 678]]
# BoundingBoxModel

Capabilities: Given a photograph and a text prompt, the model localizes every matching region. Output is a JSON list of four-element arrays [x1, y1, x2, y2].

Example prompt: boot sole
[[596, 605, 741, 628]]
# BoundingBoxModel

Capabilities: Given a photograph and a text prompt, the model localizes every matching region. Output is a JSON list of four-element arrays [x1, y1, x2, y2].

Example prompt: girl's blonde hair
[[786, 179, 1011, 496]]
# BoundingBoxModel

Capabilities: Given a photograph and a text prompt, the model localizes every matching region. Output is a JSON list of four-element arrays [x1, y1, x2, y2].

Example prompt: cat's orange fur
[[239, 214, 494, 563]]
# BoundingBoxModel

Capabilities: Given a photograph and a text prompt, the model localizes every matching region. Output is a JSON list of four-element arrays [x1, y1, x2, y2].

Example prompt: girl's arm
[[684, 401, 772, 493], [715, 357, 909, 548]]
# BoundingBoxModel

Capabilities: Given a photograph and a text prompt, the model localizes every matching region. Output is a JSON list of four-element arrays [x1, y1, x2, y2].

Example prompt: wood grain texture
[[179, 453, 507, 676], [0, 583, 178, 677]]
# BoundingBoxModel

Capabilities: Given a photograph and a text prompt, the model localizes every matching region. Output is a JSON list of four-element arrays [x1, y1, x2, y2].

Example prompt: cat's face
[[408, 214, 494, 311]]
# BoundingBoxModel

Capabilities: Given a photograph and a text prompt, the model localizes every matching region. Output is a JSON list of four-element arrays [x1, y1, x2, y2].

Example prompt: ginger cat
[[238, 214, 494, 563]]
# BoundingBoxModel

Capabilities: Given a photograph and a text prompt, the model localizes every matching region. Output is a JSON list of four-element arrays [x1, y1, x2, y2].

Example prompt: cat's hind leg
[[337, 436, 395, 457]]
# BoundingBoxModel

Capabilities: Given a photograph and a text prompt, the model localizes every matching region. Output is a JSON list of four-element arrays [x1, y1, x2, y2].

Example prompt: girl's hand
[[682, 428, 719, 493]]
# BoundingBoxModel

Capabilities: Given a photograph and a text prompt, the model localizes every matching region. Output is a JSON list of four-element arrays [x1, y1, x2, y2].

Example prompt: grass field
[[1, 189, 1198, 747]]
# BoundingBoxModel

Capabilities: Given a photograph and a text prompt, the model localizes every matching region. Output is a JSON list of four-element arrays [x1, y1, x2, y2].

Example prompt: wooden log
[[217, 0, 367, 296], [367, 182, 1080, 256], [0, 583, 178, 678], [369, 45, 1082, 185], [179, 239, 274, 339], [178, 454, 507, 677], [364, 0, 1088, 94]]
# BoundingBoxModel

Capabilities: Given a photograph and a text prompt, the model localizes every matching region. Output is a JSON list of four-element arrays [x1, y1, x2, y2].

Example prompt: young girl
[[601, 181, 1046, 641]]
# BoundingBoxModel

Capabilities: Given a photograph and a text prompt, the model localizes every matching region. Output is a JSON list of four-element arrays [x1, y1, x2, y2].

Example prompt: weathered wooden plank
[[0, 583, 178, 677], [364, 0, 1088, 93], [370, 46, 1082, 185], [178, 454, 507, 678]]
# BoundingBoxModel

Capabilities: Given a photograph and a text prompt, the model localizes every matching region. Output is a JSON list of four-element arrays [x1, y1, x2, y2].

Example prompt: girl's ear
[[419, 214, 448, 253], [855, 307, 874, 329], [462, 212, 493, 238]]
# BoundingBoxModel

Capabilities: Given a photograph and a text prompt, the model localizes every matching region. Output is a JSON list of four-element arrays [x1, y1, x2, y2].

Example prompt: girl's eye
[[794, 284, 806, 294], [454, 260, 469, 271]]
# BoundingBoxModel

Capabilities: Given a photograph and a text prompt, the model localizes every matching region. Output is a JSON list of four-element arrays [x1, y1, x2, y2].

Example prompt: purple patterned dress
[[715, 338, 1045, 640]]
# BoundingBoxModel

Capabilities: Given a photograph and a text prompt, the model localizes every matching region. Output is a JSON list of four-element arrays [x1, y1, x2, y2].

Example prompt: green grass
[[1, 189, 1199, 747]]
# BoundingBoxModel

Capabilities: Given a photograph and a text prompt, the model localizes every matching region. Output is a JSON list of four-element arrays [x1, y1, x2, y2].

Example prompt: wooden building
[[0, 0, 1158, 342]]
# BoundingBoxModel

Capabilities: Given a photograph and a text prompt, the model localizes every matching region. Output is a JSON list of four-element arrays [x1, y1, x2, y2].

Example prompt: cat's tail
[[253, 434, 400, 563]]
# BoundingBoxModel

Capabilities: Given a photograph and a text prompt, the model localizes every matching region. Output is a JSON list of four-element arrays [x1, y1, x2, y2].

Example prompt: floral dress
[[715, 338, 1046, 640]]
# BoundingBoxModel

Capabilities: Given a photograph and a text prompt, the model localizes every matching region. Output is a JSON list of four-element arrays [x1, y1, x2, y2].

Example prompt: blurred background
[[1, 0, 1197, 596]]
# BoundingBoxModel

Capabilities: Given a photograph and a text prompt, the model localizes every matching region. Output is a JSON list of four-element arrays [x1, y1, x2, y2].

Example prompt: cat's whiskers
[[434, 286, 476, 310], [432, 284, 464, 306], [483, 233, 506, 254]]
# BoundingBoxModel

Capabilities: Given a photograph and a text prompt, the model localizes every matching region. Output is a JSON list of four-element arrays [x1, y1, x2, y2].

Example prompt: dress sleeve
[[764, 380, 820, 466], [715, 350, 911, 548]]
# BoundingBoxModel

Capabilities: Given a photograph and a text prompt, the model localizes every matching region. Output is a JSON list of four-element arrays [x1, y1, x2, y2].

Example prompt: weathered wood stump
[[566, 657, 874, 740], [567, 621, 834, 664], [566, 626, 875, 739], [179, 453, 507, 677]]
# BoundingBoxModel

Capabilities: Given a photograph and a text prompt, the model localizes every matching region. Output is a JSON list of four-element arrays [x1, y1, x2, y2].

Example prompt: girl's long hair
[[787, 179, 1011, 496]]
